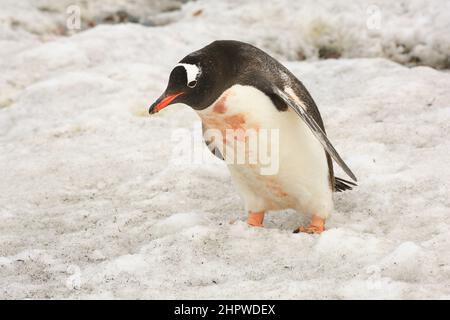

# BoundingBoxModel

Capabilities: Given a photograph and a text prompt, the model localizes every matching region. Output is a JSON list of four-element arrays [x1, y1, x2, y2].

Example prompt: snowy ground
[[1, 0, 450, 299]]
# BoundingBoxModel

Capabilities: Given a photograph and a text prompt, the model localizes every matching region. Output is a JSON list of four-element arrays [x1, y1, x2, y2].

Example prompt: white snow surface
[[1, 0, 450, 299]]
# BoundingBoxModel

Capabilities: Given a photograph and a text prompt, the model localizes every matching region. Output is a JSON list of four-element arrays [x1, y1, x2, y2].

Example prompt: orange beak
[[149, 92, 184, 114]]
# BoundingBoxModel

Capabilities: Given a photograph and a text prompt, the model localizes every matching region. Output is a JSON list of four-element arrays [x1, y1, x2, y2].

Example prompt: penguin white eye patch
[[176, 63, 201, 87]]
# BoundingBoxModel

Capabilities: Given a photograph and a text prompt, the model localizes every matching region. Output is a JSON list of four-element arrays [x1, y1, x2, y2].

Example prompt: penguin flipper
[[271, 85, 357, 183], [202, 124, 224, 160], [204, 140, 224, 160]]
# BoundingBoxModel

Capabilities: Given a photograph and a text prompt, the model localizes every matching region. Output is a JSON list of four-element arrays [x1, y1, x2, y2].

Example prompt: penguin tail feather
[[334, 177, 357, 192]]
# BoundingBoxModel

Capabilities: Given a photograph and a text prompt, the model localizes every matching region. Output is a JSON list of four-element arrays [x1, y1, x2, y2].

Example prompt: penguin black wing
[[235, 58, 357, 184], [202, 123, 224, 160], [271, 85, 358, 182]]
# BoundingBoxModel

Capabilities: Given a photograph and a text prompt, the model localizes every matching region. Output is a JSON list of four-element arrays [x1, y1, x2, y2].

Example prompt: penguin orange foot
[[294, 215, 325, 234], [247, 211, 265, 227]]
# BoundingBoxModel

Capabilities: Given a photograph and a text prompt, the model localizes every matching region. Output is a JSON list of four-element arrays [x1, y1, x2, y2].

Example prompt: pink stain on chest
[[201, 93, 248, 131], [224, 114, 246, 130], [200, 91, 262, 148], [212, 95, 227, 114]]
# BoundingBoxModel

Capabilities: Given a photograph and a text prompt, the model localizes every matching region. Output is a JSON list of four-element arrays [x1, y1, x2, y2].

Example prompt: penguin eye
[[187, 80, 197, 88]]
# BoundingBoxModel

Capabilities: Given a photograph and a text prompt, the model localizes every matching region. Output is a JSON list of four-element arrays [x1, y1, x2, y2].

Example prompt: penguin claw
[[293, 215, 325, 234], [293, 225, 324, 234], [248, 223, 264, 228]]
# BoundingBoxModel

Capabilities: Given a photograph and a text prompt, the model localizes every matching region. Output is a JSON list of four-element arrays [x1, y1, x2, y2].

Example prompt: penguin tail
[[334, 177, 357, 192]]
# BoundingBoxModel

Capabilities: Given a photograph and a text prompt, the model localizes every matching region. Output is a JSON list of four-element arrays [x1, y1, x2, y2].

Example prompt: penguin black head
[[149, 57, 217, 114], [149, 42, 242, 114], [148, 63, 199, 114]]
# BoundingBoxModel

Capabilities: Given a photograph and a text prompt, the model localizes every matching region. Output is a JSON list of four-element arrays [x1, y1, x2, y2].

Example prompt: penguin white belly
[[197, 85, 333, 219]]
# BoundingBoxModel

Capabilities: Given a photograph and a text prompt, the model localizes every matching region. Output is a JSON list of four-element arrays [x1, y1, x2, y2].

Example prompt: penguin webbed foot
[[247, 211, 265, 227], [293, 215, 325, 234], [293, 225, 324, 234]]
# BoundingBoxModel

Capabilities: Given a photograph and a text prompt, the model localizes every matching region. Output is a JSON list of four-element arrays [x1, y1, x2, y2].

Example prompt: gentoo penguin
[[149, 40, 357, 234]]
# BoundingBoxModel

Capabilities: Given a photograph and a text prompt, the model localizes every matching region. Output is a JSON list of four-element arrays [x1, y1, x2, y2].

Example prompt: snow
[[1, 0, 450, 299]]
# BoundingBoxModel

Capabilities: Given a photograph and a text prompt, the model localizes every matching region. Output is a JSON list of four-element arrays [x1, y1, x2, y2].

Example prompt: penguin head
[[149, 42, 240, 114], [149, 58, 220, 114]]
